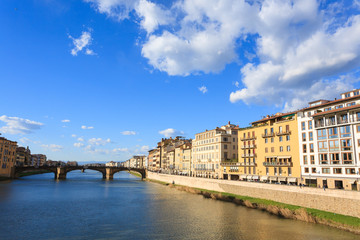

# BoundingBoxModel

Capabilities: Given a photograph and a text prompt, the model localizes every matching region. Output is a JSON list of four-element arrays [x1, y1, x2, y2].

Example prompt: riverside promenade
[[147, 172, 360, 218]]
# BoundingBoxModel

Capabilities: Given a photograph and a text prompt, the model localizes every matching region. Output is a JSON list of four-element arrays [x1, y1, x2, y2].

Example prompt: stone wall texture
[[147, 172, 360, 218]]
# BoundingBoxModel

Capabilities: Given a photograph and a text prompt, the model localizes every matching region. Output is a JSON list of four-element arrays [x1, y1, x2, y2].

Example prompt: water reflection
[[0, 172, 358, 240]]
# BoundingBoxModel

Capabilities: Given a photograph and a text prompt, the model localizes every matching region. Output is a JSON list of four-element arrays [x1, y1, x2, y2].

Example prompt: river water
[[0, 170, 358, 240]]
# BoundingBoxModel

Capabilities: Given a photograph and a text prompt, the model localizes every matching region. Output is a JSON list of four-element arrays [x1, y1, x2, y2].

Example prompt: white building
[[297, 89, 360, 190]]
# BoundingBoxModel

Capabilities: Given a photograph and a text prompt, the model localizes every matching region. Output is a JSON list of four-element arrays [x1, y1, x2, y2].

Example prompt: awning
[[278, 156, 291, 159], [278, 177, 287, 181], [287, 177, 297, 183], [269, 176, 278, 181], [240, 174, 247, 179], [260, 176, 269, 181], [252, 175, 259, 180]]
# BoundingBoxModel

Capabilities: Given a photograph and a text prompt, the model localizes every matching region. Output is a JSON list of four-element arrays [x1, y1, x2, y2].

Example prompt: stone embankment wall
[[147, 172, 360, 218]]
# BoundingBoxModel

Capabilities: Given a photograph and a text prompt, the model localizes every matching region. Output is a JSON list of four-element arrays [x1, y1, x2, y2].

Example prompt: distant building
[[45, 160, 59, 167], [31, 154, 47, 167], [148, 148, 160, 171], [105, 161, 121, 167], [16, 146, 31, 166], [174, 142, 192, 175], [192, 122, 239, 178], [66, 161, 78, 167], [0, 137, 18, 178]]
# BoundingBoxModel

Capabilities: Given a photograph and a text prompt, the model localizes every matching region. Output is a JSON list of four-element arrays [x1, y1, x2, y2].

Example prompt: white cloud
[[41, 144, 63, 152], [88, 137, 111, 146], [0, 115, 43, 135], [81, 125, 94, 130], [112, 147, 129, 153], [19, 137, 40, 145], [234, 81, 240, 88], [71, 134, 77, 138], [74, 142, 85, 148], [69, 30, 95, 56], [135, 0, 173, 34], [61, 119, 70, 123], [85, 0, 137, 21], [121, 130, 137, 135], [198, 86, 208, 94], [159, 128, 184, 138], [77, 137, 85, 142]]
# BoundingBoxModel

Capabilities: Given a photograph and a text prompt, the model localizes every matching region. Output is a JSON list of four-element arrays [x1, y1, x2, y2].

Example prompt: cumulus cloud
[[41, 144, 63, 152], [77, 137, 85, 142], [88, 137, 111, 146], [71, 134, 77, 138], [0, 115, 43, 135], [86, 0, 360, 110], [198, 86, 208, 94], [112, 147, 129, 153], [19, 137, 40, 145], [69, 30, 95, 56], [121, 130, 137, 135], [81, 125, 94, 130], [61, 119, 70, 123], [159, 128, 184, 138], [74, 142, 84, 148]]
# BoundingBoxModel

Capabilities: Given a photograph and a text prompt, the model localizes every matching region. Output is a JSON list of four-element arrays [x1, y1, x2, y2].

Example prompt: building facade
[[0, 137, 17, 178], [192, 122, 239, 179], [222, 112, 300, 184], [297, 89, 360, 190], [147, 148, 160, 171], [174, 142, 192, 175], [16, 146, 31, 166]]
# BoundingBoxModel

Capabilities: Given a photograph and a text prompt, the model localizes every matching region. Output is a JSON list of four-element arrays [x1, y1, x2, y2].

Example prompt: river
[[0, 170, 358, 240]]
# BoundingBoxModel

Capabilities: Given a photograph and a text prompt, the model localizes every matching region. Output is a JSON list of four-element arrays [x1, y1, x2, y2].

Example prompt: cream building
[[174, 142, 192, 175], [297, 89, 360, 190], [192, 122, 239, 179]]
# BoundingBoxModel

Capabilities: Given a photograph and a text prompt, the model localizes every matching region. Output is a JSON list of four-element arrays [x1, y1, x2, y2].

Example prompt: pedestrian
[[323, 184, 326, 191], [300, 183, 302, 188]]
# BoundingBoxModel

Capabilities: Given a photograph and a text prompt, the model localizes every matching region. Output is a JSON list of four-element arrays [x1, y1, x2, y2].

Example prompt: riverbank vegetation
[[147, 178, 360, 235]]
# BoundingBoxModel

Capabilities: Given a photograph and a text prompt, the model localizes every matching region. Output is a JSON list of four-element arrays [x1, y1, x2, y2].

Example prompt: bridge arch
[[14, 166, 58, 179]]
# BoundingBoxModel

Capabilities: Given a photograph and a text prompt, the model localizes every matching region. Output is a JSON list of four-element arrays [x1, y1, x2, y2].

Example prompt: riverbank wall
[[147, 172, 360, 219]]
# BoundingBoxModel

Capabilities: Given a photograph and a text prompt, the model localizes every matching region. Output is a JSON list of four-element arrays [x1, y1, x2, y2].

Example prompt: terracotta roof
[[303, 95, 360, 111], [251, 111, 298, 125], [312, 104, 360, 117]]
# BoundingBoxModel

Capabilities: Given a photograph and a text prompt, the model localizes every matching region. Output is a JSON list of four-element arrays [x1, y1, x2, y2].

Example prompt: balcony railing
[[241, 153, 257, 158], [262, 132, 275, 138], [263, 162, 293, 167], [240, 144, 256, 149], [276, 130, 291, 136], [220, 162, 257, 167], [240, 136, 257, 141]]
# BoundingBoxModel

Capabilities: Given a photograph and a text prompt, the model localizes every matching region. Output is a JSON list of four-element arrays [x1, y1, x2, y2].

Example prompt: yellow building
[[0, 137, 18, 178], [222, 112, 301, 184], [174, 142, 192, 175]]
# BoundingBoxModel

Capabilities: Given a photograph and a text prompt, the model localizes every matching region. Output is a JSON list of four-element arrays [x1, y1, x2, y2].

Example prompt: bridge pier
[[56, 167, 67, 180], [105, 168, 114, 180]]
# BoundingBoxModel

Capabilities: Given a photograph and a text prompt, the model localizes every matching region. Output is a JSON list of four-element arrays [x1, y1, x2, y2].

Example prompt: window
[[317, 129, 327, 140], [329, 140, 339, 151], [322, 168, 330, 174], [303, 144, 307, 153], [328, 127, 338, 139], [265, 138, 268, 143], [301, 122, 306, 130], [310, 155, 315, 164], [333, 168, 342, 174], [287, 146, 290, 152], [302, 133, 306, 141], [266, 167, 269, 175], [288, 167, 292, 176], [308, 121, 313, 130], [271, 138, 274, 143], [335, 105, 343, 109], [342, 153, 353, 164], [318, 141, 327, 152], [312, 168, 316, 173], [330, 153, 340, 164], [223, 137, 228, 142], [279, 126, 283, 132], [274, 168, 277, 175], [303, 156, 308, 165], [279, 136, 283, 142], [319, 153, 328, 164], [340, 126, 351, 138], [304, 167, 309, 173], [354, 91, 359, 96], [309, 132, 313, 141], [347, 102, 355, 107], [286, 135, 290, 141], [341, 139, 352, 151], [280, 146, 283, 152], [357, 125, 360, 132], [224, 145, 227, 150], [308, 143, 313, 153], [265, 147, 268, 153], [345, 168, 356, 175], [325, 107, 331, 111], [271, 147, 274, 153]]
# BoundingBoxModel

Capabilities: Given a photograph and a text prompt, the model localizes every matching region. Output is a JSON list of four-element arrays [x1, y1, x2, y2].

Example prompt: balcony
[[220, 162, 257, 167], [337, 118, 348, 124], [241, 153, 257, 158], [241, 144, 257, 149], [240, 136, 257, 141], [262, 132, 275, 138], [276, 130, 291, 136], [263, 162, 293, 167]]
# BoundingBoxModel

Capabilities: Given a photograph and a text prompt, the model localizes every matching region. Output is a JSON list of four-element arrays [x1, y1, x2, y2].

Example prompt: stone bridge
[[13, 166, 147, 180]]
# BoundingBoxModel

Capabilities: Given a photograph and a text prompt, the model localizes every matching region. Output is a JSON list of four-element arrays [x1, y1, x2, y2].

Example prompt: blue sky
[[1, 0, 360, 162]]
